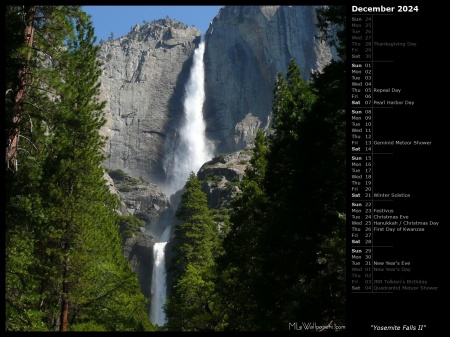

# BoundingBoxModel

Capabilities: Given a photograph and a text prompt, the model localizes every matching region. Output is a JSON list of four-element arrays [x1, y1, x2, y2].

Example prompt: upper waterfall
[[163, 36, 213, 196]]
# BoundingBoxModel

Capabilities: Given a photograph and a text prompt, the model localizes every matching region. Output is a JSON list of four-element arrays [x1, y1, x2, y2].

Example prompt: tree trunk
[[60, 257, 70, 332], [6, 5, 36, 171]]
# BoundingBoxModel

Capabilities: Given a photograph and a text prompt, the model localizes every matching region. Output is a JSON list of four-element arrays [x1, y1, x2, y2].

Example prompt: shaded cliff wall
[[203, 6, 335, 153]]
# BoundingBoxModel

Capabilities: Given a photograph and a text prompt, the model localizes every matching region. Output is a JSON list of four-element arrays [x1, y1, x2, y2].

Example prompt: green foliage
[[253, 58, 345, 329], [118, 185, 133, 192], [108, 169, 141, 184], [165, 173, 225, 331], [224, 180, 239, 189], [108, 169, 129, 181], [216, 129, 269, 330], [172, 173, 219, 274], [5, 6, 153, 331], [240, 148, 253, 155], [316, 5, 346, 61], [109, 170, 142, 192], [69, 321, 108, 331], [210, 208, 231, 239], [245, 130, 268, 184], [205, 172, 222, 185], [118, 214, 146, 240], [5, 228, 48, 331]]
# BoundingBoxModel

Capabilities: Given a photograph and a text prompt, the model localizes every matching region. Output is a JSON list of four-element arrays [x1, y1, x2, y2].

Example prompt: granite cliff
[[97, 6, 334, 192], [203, 6, 334, 153], [98, 18, 202, 187]]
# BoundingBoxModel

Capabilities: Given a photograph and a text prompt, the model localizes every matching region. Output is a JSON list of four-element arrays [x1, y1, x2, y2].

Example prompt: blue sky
[[83, 6, 224, 43]]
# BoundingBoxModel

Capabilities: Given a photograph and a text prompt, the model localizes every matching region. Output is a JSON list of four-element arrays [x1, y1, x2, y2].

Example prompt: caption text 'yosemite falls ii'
[[150, 36, 212, 327], [163, 36, 213, 197]]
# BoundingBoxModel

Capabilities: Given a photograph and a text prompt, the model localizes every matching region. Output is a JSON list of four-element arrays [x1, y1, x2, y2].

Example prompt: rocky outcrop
[[197, 150, 252, 209], [103, 171, 129, 215], [108, 169, 170, 225], [122, 228, 156, 298], [203, 6, 335, 153], [98, 18, 202, 185]]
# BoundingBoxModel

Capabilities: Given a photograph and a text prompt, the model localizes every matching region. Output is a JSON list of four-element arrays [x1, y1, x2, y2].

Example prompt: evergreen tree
[[316, 5, 346, 61], [5, 5, 36, 172], [220, 58, 345, 331], [253, 60, 321, 329], [6, 7, 37, 329], [307, 5, 347, 324], [5, 6, 153, 331], [171, 173, 218, 274], [6, 6, 83, 330], [217, 130, 269, 330], [165, 173, 224, 331]]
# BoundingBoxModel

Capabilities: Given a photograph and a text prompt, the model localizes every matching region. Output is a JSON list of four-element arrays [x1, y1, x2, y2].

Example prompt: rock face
[[122, 228, 156, 298], [108, 169, 170, 226], [203, 6, 335, 153], [197, 150, 252, 209], [98, 18, 202, 186]]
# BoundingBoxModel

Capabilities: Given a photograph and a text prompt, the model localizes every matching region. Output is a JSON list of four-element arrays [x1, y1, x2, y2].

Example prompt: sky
[[83, 6, 224, 43]]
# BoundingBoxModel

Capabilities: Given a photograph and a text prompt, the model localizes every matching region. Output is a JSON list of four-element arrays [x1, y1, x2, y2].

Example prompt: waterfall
[[163, 35, 213, 196], [151, 35, 212, 327], [150, 225, 171, 327]]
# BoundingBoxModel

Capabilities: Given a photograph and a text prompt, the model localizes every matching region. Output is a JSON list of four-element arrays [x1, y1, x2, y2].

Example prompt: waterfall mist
[[162, 36, 213, 197]]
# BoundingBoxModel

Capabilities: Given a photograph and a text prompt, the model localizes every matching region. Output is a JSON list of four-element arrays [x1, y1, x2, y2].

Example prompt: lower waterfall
[[150, 225, 171, 327]]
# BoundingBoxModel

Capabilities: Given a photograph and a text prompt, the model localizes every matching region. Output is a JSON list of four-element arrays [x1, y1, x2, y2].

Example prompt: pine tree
[[215, 59, 345, 330], [216, 129, 269, 330], [165, 173, 224, 331], [258, 58, 345, 329], [5, 5, 36, 172], [5, 6, 83, 330], [307, 5, 347, 324], [316, 5, 346, 61], [5, 6, 153, 331]]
